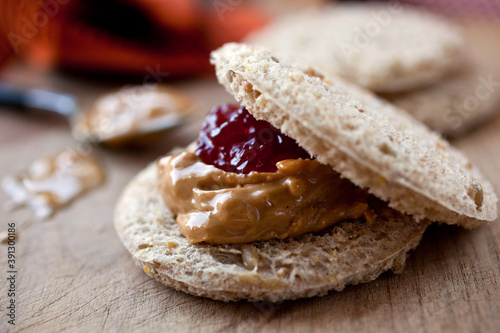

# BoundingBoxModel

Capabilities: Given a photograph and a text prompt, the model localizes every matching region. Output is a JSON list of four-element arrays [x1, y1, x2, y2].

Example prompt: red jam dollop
[[195, 103, 312, 174]]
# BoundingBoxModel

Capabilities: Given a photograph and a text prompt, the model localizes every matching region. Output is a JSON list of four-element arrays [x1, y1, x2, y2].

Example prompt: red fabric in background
[[0, 38, 12, 67], [0, 0, 269, 78], [0, 1, 40, 68]]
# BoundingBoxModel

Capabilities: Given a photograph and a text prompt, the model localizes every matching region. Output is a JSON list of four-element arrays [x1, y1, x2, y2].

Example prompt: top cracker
[[210, 43, 497, 228]]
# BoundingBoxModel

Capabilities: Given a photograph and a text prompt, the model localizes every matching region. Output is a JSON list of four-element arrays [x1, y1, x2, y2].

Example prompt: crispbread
[[211, 43, 497, 228], [114, 164, 429, 302], [247, 3, 464, 93], [380, 56, 500, 137]]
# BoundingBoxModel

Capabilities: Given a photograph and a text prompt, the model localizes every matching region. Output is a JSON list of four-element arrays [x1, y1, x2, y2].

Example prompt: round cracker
[[380, 56, 500, 137], [248, 3, 464, 93], [114, 164, 429, 302], [210, 43, 497, 228]]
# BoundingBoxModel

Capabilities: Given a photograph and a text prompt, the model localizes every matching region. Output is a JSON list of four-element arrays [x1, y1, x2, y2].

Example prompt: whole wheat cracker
[[380, 56, 500, 137], [247, 3, 464, 93], [211, 43, 497, 228], [114, 164, 429, 302]]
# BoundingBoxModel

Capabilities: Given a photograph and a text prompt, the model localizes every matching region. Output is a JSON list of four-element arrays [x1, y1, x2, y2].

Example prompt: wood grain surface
[[1, 21, 499, 333]]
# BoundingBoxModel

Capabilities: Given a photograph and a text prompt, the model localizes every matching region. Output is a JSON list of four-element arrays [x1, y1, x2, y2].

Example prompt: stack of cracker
[[248, 2, 500, 136]]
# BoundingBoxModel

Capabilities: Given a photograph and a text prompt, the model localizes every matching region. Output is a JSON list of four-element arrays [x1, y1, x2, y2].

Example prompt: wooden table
[[1, 21, 499, 333]]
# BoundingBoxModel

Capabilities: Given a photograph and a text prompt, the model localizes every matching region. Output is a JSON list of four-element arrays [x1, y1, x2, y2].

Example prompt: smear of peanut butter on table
[[2, 149, 105, 221]]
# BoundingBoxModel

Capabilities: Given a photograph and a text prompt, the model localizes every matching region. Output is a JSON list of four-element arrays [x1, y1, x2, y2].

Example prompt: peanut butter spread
[[157, 150, 370, 244]]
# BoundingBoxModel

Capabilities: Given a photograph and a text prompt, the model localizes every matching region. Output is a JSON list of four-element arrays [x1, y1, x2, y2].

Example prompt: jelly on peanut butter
[[157, 151, 369, 244]]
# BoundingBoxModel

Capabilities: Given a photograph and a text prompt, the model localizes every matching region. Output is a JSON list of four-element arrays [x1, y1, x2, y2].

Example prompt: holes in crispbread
[[344, 122, 359, 131], [227, 70, 235, 83], [242, 246, 259, 270], [303, 67, 325, 80], [210, 250, 246, 268], [467, 181, 484, 210], [244, 82, 253, 93], [243, 81, 262, 102], [152, 260, 161, 268], [378, 142, 398, 157]]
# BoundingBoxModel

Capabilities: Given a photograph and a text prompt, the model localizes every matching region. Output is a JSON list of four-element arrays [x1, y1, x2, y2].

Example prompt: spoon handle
[[0, 82, 26, 109], [0, 82, 78, 118]]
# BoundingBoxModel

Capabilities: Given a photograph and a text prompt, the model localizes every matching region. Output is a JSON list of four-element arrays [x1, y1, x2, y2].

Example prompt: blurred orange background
[[0, 0, 270, 78], [1, 0, 499, 80]]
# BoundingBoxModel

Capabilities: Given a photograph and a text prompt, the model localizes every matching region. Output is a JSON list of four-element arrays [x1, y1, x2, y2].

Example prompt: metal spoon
[[0, 82, 193, 146]]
